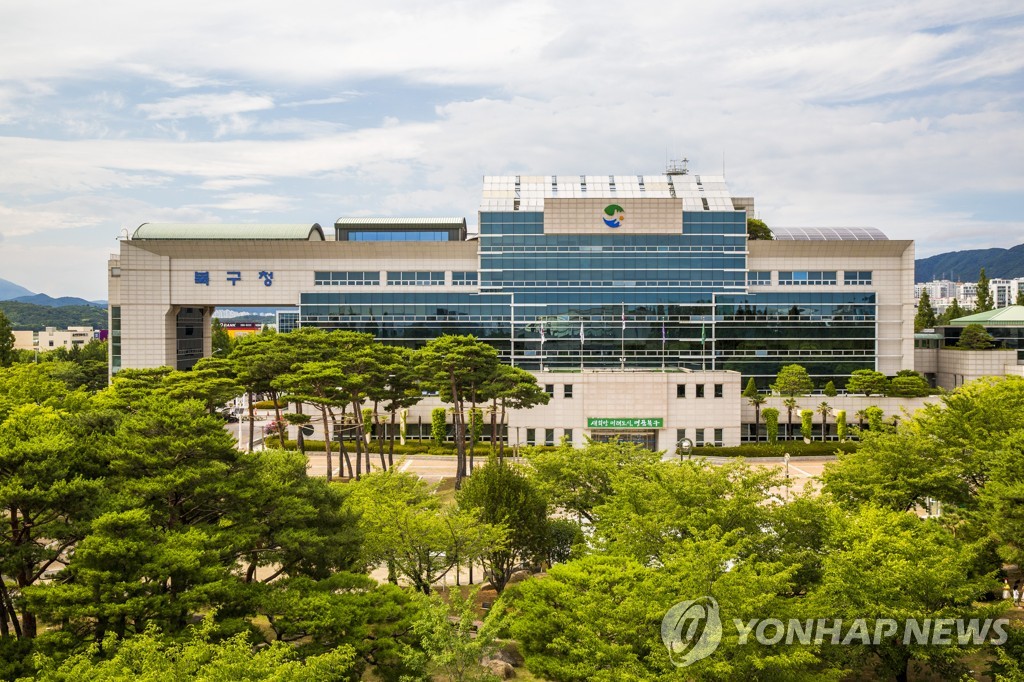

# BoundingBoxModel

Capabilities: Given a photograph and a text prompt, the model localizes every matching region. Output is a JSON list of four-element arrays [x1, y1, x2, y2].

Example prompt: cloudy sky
[[1, 1, 1022, 300]]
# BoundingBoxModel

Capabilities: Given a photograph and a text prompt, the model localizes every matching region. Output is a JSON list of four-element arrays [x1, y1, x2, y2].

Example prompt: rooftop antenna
[[665, 157, 689, 175]]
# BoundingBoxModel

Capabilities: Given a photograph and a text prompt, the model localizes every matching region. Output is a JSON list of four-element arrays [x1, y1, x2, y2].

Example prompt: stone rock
[[485, 659, 515, 679], [491, 642, 525, 667]]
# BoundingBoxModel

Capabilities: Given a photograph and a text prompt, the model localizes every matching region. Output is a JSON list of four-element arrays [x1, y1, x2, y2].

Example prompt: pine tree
[[976, 267, 993, 312], [0, 310, 14, 367], [914, 290, 936, 331]]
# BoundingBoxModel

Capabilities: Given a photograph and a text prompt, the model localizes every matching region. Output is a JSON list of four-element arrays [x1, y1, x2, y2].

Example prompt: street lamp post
[[677, 437, 693, 463], [783, 452, 791, 501]]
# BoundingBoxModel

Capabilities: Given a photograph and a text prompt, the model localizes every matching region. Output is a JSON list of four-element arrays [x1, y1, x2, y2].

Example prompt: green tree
[[865, 405, 884, 432], [0, 311, 15, 367], [369, 345, 422, 469], [346, 469, 497, 595], [31, 617, 358, 681], [163, 357, 241, 414], [846, 368, 889, 396], [800, 409, 813, 441], [0, 404, 105, 638], [762, 406, 779, 443], [418, 335, 499, 487], [480, 364, 549, 459], [771, 364, 813, 397], [410, 587, 502, 682], [978, 430, 1024, 567], [744, 377, 766, 442], [1017, 289, 1024, 307], [506, 539, 817, 681], [817, 401, 832, 441], [823, 380, 837, 397], [941, 297, 965, 324], [957, 323, 995, 350], [976, 267, 993, 312], [783, 397, 799, 441], [915, 289, 937, 331], [230, 331, 293, 450], [812, 506, 1001, 682], [526, 439, 660, 524], [457, 458, 548, 593], [592, 458, 780, 565], [210, 317, 233, 358], [836, 409, 848, 442], [256, 573, 427, 681], [746, 217, 772, 240], [273, 361, 350, 481], [431, 407, 447, 447], [888, 371, 932, 397]]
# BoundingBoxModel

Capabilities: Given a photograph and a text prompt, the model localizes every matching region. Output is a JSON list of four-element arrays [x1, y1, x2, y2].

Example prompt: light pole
[[677, 437, 693, 463], [783, 452, 791, 501]]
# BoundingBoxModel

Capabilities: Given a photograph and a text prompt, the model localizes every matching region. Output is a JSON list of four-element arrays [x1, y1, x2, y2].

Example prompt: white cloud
[[137, 91, 275, 120], [0, 0, 1021, 297]]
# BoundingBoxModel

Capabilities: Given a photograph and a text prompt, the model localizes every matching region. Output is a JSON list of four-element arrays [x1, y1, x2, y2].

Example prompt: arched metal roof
[[771, 227, 888, 241], [132, 223, 325, 241]]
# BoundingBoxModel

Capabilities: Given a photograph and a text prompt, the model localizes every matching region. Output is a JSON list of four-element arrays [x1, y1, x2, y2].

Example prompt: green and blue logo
[[603, 204, 625, 228]]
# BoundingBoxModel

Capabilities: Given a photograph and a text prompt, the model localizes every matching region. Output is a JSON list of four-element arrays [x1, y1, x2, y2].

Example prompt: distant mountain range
[[0, 278, 34, 300], [0, 278, 105, 307], [915, 243, 1024, 283]]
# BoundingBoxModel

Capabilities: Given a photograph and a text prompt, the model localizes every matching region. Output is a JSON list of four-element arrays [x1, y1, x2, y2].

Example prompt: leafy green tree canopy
[[956, 323, 995, 350], [771, 364, 813, 397]]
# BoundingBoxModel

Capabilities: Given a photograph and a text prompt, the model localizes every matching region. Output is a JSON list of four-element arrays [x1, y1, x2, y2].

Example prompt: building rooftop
[[771, 227, 888, 241], [334, 217, 465, 226], [479, 174, 735, 212], [132, 223, 325, 241], [950, 305, 1024, 326]]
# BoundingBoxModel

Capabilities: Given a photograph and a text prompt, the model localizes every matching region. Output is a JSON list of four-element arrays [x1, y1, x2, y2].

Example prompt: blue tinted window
[[348, 231, 448, 242]]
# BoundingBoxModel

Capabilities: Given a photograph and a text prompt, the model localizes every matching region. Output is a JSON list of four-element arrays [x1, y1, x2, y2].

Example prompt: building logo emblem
[[602, 204, 625, 228], [661, 596, 722, 667]]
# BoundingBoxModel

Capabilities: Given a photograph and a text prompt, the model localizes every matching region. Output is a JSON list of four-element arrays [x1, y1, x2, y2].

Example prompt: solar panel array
[[771, 227, 888, 241], [480, 174, 735, 212]]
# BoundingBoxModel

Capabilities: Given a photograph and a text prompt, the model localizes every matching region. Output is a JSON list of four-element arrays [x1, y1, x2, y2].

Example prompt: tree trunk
[[320, 404, 332, 482], [490, 399, 498, 454], [352, 400, 363, 479], [388, 409, 397, 468], [296, 401, 305, 454], [270, 388, 287, 446], [499, 402, 507, 461], [451, 374, 465, 488], [247, 390, 255, 452]]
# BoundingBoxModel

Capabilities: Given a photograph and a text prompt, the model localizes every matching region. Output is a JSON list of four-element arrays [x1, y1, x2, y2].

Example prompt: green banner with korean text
[[587, 418, 664, 429]]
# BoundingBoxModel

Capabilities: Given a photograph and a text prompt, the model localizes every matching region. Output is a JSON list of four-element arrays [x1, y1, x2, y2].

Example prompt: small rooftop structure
[[334, 217, 467, 242], [950, 306, 1024, 327], [771, 227, 888, 241], [132, 223, 325, 241]]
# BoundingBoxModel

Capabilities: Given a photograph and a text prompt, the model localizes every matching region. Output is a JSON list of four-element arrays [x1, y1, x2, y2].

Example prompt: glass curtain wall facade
[[299, 182, 880, 385]]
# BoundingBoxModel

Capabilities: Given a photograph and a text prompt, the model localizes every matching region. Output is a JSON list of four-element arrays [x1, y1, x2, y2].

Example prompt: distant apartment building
[[13, 326, 95, 352], [915, 277, 1024, 314]]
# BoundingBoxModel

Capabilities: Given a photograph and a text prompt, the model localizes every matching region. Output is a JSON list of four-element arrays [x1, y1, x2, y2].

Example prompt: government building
[[108, 169, 916, 449]]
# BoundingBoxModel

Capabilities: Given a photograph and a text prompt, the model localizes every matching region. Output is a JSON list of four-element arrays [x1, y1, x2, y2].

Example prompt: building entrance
[[588, 430, 659, 451]]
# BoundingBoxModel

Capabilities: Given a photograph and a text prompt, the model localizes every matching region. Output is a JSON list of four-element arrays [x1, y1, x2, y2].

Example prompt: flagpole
[[579, 320, 584, 371], [620, 302, 625, 370], [661, 321, 666, 371], [701, 321, 707, 372], [540, 322, 545, 371]]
